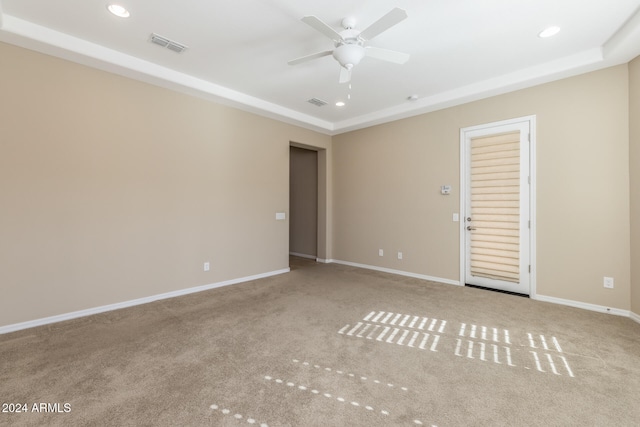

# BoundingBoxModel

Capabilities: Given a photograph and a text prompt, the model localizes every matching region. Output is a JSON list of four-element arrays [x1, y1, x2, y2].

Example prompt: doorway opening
[[289, 146, 318, 265]]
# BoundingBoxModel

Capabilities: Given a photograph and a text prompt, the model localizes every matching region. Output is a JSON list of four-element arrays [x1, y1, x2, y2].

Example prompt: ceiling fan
[[288, 8, 410, 83]]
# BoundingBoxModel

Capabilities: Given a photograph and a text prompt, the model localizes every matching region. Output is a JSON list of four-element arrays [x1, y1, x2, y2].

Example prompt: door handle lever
[[467, 226, 476, 231]]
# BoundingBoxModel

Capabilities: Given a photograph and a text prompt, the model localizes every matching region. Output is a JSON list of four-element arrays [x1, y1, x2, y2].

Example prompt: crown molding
[[0, 14, 334, 134], [2, 6, 640, 136]]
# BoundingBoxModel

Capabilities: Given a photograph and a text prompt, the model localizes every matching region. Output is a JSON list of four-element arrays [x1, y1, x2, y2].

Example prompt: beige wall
[[1, 38, 636, 328], [333, 65, 631, 310], [0, 42, 330, 327], [289, 146, 318, 257], [630, 56, 640, 316]]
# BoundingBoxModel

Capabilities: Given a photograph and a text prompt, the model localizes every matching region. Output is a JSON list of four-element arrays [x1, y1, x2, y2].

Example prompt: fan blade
[[359, 8, 408, 41], [339, 66, 352, 83], [365, 46, 409, 64], [288, 50, 333, 66], [301, 16, 344, 42]]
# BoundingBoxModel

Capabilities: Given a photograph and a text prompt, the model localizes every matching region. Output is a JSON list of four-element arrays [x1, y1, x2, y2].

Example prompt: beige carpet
[[1, 257, 639, 426]]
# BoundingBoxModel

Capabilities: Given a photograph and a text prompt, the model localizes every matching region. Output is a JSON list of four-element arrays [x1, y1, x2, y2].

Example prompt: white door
[[461, 118, 533, 295]]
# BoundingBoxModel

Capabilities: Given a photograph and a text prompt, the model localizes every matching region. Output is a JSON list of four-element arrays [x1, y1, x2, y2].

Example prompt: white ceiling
[[2, 0, 640, 135]]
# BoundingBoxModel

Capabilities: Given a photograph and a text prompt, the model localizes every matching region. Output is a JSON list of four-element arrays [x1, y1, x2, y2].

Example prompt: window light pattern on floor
[[338, 311, 575, 377]]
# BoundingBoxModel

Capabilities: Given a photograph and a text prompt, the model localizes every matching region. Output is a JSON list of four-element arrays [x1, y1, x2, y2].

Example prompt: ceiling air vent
[[150, 33, 188, 53], [307, 98, 327, 107]]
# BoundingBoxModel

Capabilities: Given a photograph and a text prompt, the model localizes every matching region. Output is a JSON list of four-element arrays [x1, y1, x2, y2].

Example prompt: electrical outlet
[[204, 262, 210, 272], [398, 251, 403, 260], [604, 277, 614, 289], [379, 249, 384, 257]]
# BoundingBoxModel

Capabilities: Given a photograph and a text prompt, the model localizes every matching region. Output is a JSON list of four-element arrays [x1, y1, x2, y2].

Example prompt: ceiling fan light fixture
[[538, 26, 560, 38], [332, 44, 365, 69], [107, 4, 130, 18]]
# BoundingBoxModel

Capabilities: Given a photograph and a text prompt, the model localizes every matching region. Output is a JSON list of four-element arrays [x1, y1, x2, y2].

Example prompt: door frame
[[459, 115, 537, 297]]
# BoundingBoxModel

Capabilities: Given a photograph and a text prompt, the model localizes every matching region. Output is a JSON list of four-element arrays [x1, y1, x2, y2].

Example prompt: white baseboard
[[4, 264, 636, 335], [330, 260, 638, 322], [330, 259, 461, 286], [0, 268, 290, 335], [289, 252, 317, 260], [534, 294, 630, 317]]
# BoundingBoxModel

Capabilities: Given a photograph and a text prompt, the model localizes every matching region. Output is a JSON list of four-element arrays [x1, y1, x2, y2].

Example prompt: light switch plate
[[275, 212, 286, 220]]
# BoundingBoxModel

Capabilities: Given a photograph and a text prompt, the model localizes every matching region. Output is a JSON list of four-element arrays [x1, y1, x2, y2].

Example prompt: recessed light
[[107, 4, 130, 18], [538, 26, 560, 38], [336, 101, 346, 107]]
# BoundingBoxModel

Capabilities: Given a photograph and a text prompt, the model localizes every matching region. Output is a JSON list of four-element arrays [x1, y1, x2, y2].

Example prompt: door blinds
[[470, 132, 520, 283]]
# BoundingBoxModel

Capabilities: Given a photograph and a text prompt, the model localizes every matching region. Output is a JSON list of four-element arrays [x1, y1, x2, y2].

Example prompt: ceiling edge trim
[[603, 4, 640, 61], [0, 14, 335, 135], [330, 48, 607, 134]]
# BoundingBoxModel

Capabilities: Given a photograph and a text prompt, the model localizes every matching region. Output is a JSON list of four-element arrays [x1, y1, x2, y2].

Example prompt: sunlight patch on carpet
[[339, 310, 576, 378], [291, 358, 410, 391], [285, 357, 439, 426], [264, 374, 390, 417], [209, 404, 267, 426]]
